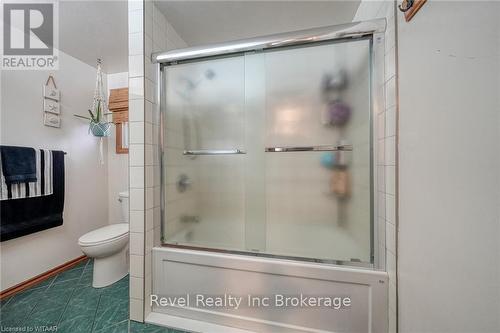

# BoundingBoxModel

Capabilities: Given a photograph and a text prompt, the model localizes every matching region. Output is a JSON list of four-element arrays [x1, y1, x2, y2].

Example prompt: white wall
[[0, 51, 109, 290], [397, 2, 500, 332], [107, 72, 129, 224]]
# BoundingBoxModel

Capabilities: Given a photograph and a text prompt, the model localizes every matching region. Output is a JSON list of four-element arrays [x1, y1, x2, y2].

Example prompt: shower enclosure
[[152, 19, 387, 333]]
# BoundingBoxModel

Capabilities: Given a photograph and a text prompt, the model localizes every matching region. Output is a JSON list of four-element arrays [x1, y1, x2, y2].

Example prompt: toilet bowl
[[78, 191, 129, 288]]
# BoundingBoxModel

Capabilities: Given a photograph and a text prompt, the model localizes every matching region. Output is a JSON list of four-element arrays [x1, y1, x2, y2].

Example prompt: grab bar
[[183, 149, 246, 155], [265, 144, 352, 152]]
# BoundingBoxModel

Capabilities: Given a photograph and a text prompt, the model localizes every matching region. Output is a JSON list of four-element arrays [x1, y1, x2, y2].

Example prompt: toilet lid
[[79, 223, 129, 246]]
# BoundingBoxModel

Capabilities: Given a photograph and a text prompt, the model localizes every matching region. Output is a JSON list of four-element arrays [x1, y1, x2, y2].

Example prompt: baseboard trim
[[0, 255, 87, 299]]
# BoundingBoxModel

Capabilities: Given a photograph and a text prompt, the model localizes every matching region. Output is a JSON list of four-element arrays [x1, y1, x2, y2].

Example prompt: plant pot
[[89, 122, 111, 137]]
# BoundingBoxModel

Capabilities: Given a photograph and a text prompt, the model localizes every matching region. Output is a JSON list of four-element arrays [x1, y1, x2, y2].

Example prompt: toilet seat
[[78, 223, 129, 246]]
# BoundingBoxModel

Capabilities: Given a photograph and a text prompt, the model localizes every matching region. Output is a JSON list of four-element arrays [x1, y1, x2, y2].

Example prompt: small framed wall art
[[44, 98, 60, 114], [44, 112, 61, 128], [43, 75, 61, 128]]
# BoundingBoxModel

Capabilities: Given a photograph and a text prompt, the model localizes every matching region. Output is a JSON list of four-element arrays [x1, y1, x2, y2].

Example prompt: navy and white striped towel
[[0, 149, 53, 200]]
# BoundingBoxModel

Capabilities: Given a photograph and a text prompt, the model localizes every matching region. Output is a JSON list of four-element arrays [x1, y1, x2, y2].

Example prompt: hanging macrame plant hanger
[[89, 59, 111, 137], [87, 59, 111, 164]]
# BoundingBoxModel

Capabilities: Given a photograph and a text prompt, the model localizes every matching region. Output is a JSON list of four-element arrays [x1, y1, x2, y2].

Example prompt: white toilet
[[78, 191, 129, 288]]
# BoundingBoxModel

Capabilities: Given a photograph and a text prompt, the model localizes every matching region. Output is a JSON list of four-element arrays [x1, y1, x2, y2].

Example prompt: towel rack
[[183, 149, 246, 156], [265, 144, 352, 153]]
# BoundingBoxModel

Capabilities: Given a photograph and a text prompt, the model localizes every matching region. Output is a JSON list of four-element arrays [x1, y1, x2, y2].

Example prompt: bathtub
[[149, 247, 388, 333]]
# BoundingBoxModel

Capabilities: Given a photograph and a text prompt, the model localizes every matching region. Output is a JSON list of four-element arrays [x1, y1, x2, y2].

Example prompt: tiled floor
[[0, 259, 185, 333]]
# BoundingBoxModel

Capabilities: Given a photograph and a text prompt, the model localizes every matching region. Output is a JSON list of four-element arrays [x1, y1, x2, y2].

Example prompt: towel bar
[[265, 144, 352, 152], [183, 149, 246, 155]]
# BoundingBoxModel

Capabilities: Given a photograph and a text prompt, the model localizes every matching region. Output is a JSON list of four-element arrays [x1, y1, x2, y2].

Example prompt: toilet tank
[[118, 191, 129, 223]]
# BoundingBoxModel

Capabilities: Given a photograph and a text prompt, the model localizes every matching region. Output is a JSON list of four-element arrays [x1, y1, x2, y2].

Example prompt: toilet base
[[92, 246, 128, 288]]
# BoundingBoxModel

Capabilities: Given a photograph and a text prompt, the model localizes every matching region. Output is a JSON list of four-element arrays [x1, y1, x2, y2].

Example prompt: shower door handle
[[265, 144, 352, 152], [183, 149, 246, 155]]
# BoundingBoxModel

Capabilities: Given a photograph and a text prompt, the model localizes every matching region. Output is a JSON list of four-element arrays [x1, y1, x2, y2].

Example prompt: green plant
[[87, 100, 103, 123]]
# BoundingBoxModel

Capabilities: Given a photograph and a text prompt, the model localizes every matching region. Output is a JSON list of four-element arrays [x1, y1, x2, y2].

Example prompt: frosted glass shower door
[[162, 56, 247, 251], [262, 40, 372, 263], [162, 38, 373, 263]]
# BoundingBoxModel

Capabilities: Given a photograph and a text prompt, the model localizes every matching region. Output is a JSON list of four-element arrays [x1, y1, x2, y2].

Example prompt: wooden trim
[[0, 255, 87, 299], [116, 123, 129, 154], [405, 0, 427, 22]]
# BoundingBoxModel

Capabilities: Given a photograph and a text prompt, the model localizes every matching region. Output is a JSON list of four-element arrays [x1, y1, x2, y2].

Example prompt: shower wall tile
[[130, 210, 144, 233], [385, 76, 397, 108], [385, 136, 396, 165], [129, 77, 144, 99], [129, 55, 144, 78], [128, 0, 145, 323], [129, 144, 144, 166], [129, 122, 145, 144], [130, 254, 144, 278], [129, 99, 144, 122], [386, 106, 396, 137], [130, 166, 145, 188], [128, 10, 143, 34], [129, 33, 144, 56], [130, 188, 144, 211], [130, 276, 144, 299], [140, 3, 189, 319], [130, 231, 145, 255], [386, 194, 396, 225], [145, 208, 154, 231], [354, 1, 398, 331], [130, 298, 143, 322]]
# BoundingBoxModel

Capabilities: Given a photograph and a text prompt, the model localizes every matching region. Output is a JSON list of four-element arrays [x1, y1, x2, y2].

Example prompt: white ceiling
[[155, 1, 361, 46], [59, 1, 128, 74], [58, 1, 360, 74]]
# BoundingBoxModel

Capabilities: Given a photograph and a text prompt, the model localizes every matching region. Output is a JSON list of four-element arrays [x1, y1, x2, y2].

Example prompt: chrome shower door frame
[[156, 18, 387, 270]]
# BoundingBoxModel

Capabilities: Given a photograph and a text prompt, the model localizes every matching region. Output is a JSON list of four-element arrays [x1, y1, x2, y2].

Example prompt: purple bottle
[[327, 101, 351, 126]]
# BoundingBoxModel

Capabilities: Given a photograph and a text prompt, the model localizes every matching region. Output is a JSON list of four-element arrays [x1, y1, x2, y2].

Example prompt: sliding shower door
[[162, 38, 373, 264]]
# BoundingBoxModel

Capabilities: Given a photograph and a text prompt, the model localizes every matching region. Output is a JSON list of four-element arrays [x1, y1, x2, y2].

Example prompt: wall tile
[[145, 79, 155, 102], [130, 254, 144, 278], [130, 276, 144, 299], [130, 210, 144, 233], [385, 165, 396, 195], [128, 10, 143, 34], [130, 297, 144, 321], [385, 136, 396, 166], [385, 76, 396, 109], [145, 35, 153, 60], [130, 232, 145, 255], [385, 222, 396, 255], [145, 187, 154, 210], [145, 122, 153, 144], [386, 194, 396, 225], [129, 122, 145, 144], [129, 77, 144, 99], [145, 208, 154, 231], [385, 106, 396, 137], [128, 0, 142, 12], [378, 139, 385, 165], [129, 99, 144, 122], [130, 188, 145, 211], [129, 144, 144, 166], [145, 100, 153, 123], [145, 165, 154, 188], [146, 229, 154, 252], [129, 55, 145, 78], [129, 166, 144, 189], [129, 33, 144, 56], [145, 144, 153, 166], [385, 47, 396, 81], [144, 252, 151, 278]]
